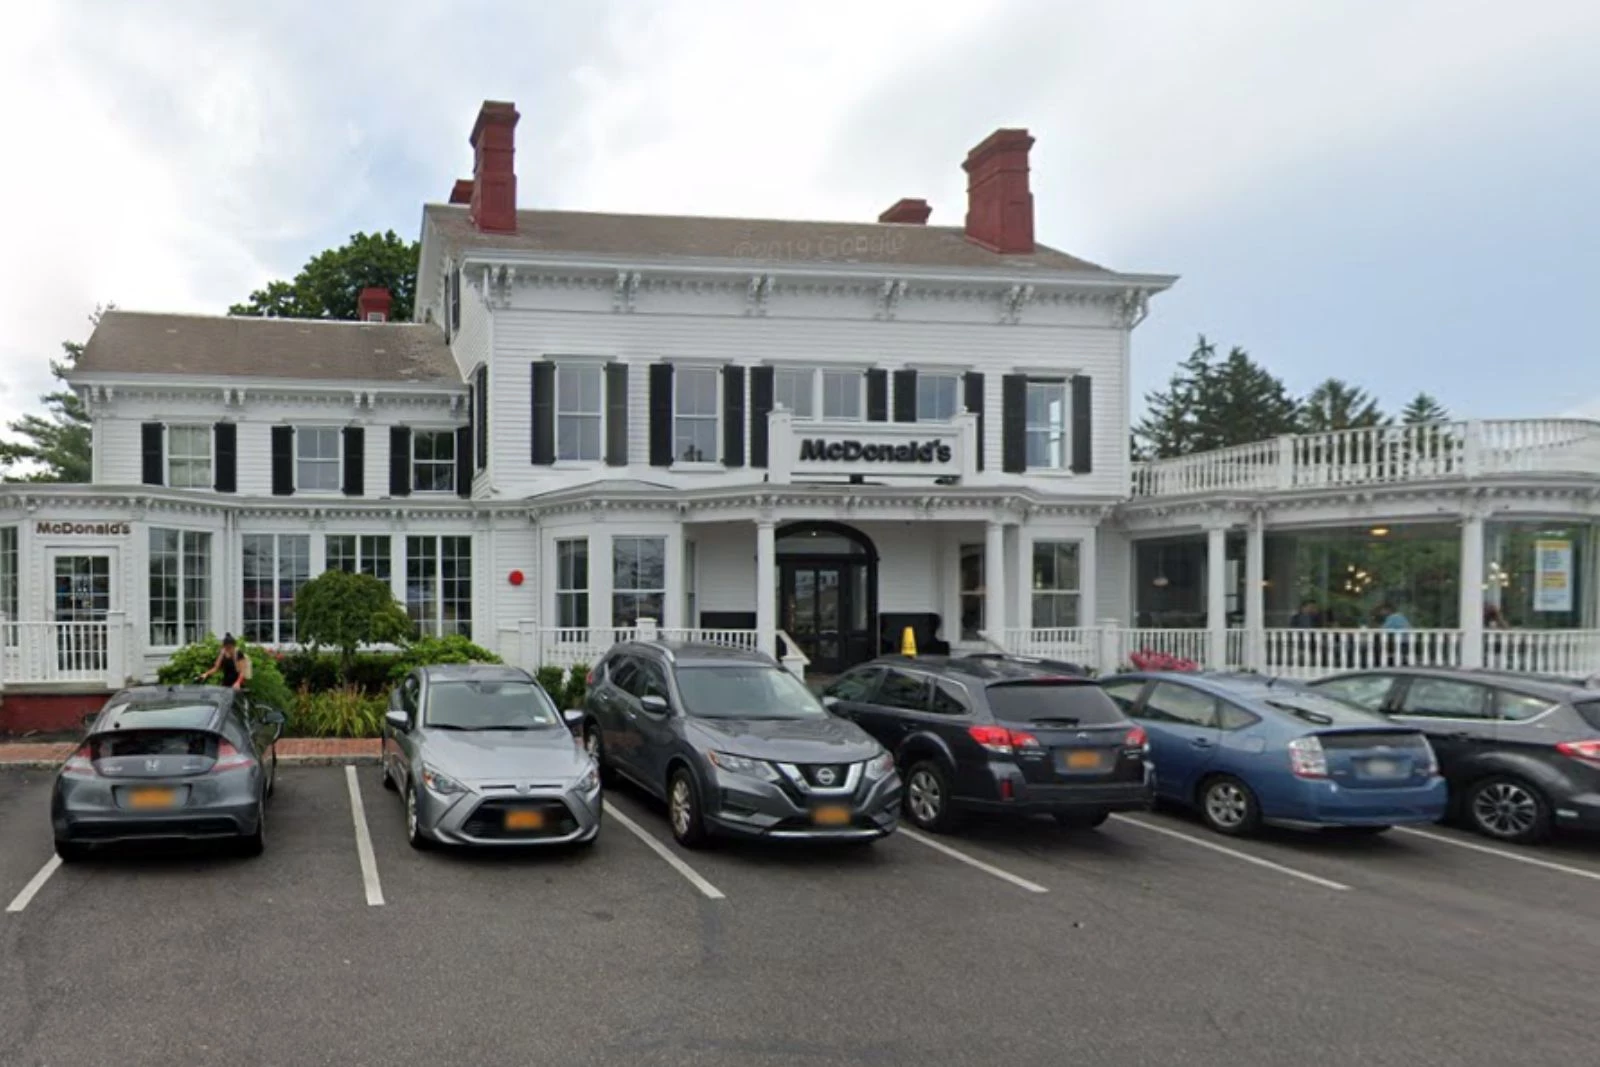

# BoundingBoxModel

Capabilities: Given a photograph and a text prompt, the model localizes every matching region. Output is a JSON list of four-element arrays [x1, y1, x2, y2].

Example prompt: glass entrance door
[[52, 554, 111, 675], [782, 563, 844, 674]]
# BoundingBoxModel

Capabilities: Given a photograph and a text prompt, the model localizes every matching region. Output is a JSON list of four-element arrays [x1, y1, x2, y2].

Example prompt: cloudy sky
[[2, 0, 1597, 443]]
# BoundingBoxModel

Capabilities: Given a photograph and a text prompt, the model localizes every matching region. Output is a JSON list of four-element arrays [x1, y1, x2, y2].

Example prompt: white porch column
[[1245, 511, 1265, 672], [985, 521, 1007, 644], [1206, 525, 1228, 669], [1459, 513, 1485, 668], [756, 519, 776, 659]]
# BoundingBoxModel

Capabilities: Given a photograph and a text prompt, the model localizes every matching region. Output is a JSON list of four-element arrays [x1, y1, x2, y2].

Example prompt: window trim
[[165, 425, 214, 489], [1024, 379, 1070, 471], [672, 365, 722, 466], [295, 426, 344, 494], [241, 532, 311, 646], [555, 362, 606, 464], [769, 366, 868, 422], [410, 429, 457, 494], [611, 536, 667, 628], [1030, 539, 1082, 629], [405, 534, 473, 639], [555, 538, 590, 632]]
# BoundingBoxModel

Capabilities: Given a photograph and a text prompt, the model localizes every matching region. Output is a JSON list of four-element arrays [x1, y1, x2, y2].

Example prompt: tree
[[230, 231, 420, 321], [1134, 336, 1300, 459], [1300, 378, 1386, 433], [0, 306, 110, 483], [1401, 392, 1450, 425], [292, 570, 413, 681]]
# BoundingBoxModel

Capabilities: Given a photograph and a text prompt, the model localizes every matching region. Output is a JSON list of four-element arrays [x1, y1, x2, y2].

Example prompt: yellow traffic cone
[[901, 626, 917, 657]]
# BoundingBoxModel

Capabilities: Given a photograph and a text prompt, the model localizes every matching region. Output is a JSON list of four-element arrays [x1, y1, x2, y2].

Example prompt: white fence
[[1260, 629, 1465, 681], [508, 620, 804, 678], [0, 615, 131, 689]]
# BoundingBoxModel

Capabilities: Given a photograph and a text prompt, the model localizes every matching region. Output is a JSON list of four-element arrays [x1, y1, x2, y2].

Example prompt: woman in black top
[[201, 634, 252, 690]]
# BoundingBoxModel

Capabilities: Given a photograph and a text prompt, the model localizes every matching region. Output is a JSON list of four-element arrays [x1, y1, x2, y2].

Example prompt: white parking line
[[899, 828, 1050, 894], [5, 856, 62, 914], [344, 765, 385, 907], [602, 801, 726, 901], [1395, 827, 1600, 883], [1110, 815, 1352, 892]]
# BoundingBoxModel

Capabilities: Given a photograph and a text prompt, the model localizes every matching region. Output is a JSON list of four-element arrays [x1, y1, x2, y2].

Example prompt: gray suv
[[578, 641, 900, 847]]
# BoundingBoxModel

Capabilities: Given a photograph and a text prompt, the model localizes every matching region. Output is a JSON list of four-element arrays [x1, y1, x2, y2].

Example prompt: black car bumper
[[960, 774, 1155, 817], [704, 769, 902, 841]]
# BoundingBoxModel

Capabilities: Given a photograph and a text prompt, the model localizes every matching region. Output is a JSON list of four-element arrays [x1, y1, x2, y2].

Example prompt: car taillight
[[1556, 739, 1600, 766], [1124, 726, 1149, 751], [586, 667, 597, 686], [968, 725, 1015, 755], [62, 743, 97, 778], [1288, 736, 1329, 779], [210, 741, 256, 774]]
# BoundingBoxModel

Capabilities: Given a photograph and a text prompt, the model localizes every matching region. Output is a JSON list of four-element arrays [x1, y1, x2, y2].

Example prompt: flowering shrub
[[1127, 649, 1199, 672]]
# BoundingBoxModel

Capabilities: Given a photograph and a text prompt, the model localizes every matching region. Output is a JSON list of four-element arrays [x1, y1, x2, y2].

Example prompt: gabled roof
[[424, 204, 1112, 274], [73, 311, 461, 385]]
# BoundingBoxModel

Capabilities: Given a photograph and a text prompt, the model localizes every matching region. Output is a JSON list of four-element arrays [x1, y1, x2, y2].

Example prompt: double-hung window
[[674, 367, 720, 463], [326, 535, 392, 582], [556, 364, 604, 462], [167, 426, 213, 488], [1030, 541, 1081, 628], [297, 428, 342, 491], [959, 543, 985, 641], [149, 529, 211, 647], [612, 537, 666, 627], [242, 533, 310, 644], [555, 539, 589, 630], [773, 368, 815, 418], [773, 368, 865, 421], [412, 430, 456, 492], [407, 535, 472, 638], [1024, 381, 1069, 470], [821, 370, 863, 420], [0, 527, 17, 640], [917, 374, 961, 422]]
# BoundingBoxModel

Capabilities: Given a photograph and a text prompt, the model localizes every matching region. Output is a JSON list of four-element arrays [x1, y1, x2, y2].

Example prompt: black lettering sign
[[797, 439, 954, 466], [35, 521, 132, 536]]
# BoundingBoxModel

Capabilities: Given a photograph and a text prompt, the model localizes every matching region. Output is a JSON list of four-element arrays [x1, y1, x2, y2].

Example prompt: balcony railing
[[1132, 418, 1600, 498], [0, 616, 131, 689]]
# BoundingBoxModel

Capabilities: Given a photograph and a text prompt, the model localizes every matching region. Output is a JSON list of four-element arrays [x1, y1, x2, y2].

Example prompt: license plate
[[1064, 750, 1103, 770], [812, 805, 852, 827], [1363, 758, 1404, 778], [128, 787, 178, 810], [504, 808, 545, 831]]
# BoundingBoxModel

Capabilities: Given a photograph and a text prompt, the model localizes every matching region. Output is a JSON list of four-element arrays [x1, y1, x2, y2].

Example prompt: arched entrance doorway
[[777, 522, 877, 675]]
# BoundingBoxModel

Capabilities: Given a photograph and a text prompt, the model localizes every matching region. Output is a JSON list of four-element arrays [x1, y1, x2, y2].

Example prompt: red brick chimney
[[357, 287, 392, 323], [469, 101, 519, 234], [962, 129, 1035, 254], [449, 179, 474, 205], [878, 198, 931, 225]]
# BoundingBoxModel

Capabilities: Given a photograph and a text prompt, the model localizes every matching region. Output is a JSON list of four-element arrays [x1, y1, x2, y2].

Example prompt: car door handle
[[1190, 738, 1215, 749]]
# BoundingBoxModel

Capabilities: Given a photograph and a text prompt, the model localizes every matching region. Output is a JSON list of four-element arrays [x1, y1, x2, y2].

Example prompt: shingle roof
[[424, 204, 1112, 274], [74, 311, 461, 384]]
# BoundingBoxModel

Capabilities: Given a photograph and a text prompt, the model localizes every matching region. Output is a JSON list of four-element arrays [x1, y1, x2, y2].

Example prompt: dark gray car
[[52, 685, 285, 861], [578, 641, 900, 847], [381, 664, 602, 849]]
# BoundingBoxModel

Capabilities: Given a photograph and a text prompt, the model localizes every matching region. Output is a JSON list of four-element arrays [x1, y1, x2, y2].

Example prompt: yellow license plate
[[1066, 751, 1102, 769], [129, 787, 178, 810], [812, 805, 852, 827], [505, 809, 545, 831]]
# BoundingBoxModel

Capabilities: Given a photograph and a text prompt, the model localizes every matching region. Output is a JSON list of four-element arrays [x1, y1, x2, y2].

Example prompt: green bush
[[156, 635, 295, 713], [283, 650, 401, 695], [387, 634, 502, 683], [561, 663, 590, 711], [289, 685, 387, 738], [535, 666, 567, 698], [293, 570, 411, 681]]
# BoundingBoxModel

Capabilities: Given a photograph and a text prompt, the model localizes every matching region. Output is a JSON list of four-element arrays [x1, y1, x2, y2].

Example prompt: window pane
[[441, 536, 472, 638], [917, 375, 959, 421], [241, 535, 275, 643], [278, 535, 310, 642], [613, 537, 666, 593], [148, 529, 179, 646], [360, 536, 392, 582], [413, 430, 456, 492], [557, 539, 588, 591], [182, 532, 211, 644], [774, 369, 814, 417], [0, 526, 17, 641], [406, 536, 439, 637], [327, 535, 357, 573], [1398, 678, 1489, 719], [822, 370, 861, 419], [1142, 682, 1217, 727]]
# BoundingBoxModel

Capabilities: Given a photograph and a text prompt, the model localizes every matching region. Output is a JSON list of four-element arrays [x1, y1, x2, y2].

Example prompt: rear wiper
[[1028, 717, 1082, 727]]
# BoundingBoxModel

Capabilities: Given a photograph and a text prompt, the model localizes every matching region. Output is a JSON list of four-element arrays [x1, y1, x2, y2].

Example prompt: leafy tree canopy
[[1134, 336, 1301, 459], [1301, 378, 1387, 433], [229, 230, 420, 321], [0, 306, 110, 483], [293, 570, 413, 680]]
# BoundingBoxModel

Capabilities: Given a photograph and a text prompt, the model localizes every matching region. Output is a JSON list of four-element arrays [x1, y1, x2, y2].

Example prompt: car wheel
[[55, 839, 88, 864], [238, 801, 266, 858], [582, 722, 611, 784], [406, 786, 433, 851], [1465, 776, 1551, 844], [1054, 809, 1109, 830], [667, 767, 708, 849], [380, 753, 397, 792], [1198, 776, 1261, 837], [904, 761, 958, 833], [266, 752, 278, 799]]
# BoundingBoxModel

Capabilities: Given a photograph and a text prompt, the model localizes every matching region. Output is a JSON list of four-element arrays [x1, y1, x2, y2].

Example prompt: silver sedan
[[380, 664, 602, 849]]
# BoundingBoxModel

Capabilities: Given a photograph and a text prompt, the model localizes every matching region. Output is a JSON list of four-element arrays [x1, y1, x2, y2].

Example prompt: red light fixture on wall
[[508, 570, 525, 586]]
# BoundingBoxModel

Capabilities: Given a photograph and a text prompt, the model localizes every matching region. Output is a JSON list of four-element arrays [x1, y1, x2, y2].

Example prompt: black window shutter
[[474, 366, 488, 471], [389, 426, 412, 496], [893, 369, 918, 422], [605, 363, 630, 467], [964, 373, 985, 472], [866, 369, 888, 422], [749, 366, 774, 468], [213, 423, 237, 493], [530, 362, 556, 465], [455, 425, 473, 497], [140, 423, 164, 486], [723, 365, 746, 468], [1071, 375, 1093, 474], [342, 427, 365, 497], [270, 426, 295, 496], [648, 363, 674, 467], [1001, 374, 1027, 474]]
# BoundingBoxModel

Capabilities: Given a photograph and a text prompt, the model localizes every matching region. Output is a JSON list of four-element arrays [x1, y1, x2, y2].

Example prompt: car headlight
[[421, 764, 466, 796], [573, 764, 600, 792], [863, 751, 894, 781], [706, 751, 780, 782]]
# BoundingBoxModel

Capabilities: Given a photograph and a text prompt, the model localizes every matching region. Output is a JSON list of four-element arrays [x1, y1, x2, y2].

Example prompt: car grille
[[73, 817, 241, 841], [461, 798, 578, 840], [795, 764, 852, 789]]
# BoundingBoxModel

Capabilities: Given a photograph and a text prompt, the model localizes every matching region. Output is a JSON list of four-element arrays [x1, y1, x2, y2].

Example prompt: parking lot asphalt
[[4, 766, 1600, 1067]]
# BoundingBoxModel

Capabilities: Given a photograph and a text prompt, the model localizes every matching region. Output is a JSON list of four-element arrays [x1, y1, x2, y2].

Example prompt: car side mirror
[[385, 709, 410, 732], [640, 694, 670, 716], [562, 709, 584, 730], [821, 695, 840, 710]]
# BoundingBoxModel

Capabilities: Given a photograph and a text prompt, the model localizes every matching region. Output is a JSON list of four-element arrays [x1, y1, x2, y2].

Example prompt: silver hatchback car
[[380, 665, 602, 849]]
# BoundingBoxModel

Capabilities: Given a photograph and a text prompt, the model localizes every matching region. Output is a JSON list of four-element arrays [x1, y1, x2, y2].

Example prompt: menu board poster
[[1533, 539, 1573, 613]]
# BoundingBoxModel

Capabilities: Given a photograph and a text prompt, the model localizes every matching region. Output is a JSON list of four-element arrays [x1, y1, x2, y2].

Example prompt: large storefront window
[[1031, 541, 1081, 628], [1485, 521, 1596, 629], [407, 535, 472, 637], [326, 534, 392, 581], [1, 526, 17, 640], [242, 534, 310, 644], [556, 539, 589, 629], [1263, 524, 1460, 629], [613, 537, 665, 626], [148, 529, 211, 647]]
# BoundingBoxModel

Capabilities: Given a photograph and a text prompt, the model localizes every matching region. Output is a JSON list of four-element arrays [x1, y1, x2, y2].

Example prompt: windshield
[[987, 682, 1127, 726], [675, 665, 827, 720], [425, 680, 562, 731], [1262, 691, 1386, 727]]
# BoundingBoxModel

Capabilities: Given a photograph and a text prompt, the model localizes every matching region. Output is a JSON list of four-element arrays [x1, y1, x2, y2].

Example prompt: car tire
[[380, 754, 397, 792], [903, 761, 959, 833], [582, 722, 611, 784], [1198, 775, 1262, 837], [55, 839, 88, 864], [1465, 776, 1552, 845], [1054, 809, 1110, 830], [667, 767, 709, 849], [406, 786, 433, 851], [238, 801, 266, 858], [266, 753, 278, 799]]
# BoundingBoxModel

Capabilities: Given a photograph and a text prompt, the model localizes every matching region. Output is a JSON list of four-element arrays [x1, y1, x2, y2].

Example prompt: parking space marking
[[602, 801, 725, 900], [1110, 816, 1351, 892], [899, 828, 1050, 894], [1395, 827, 1600, 883], [5, 855, 62, 914], [344, 766, 385, 907]]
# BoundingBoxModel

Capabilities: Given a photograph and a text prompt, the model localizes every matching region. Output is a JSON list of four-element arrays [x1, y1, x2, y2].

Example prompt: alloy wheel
[[669, 776, 693, 838], [1471, 781, 1539, 839], [907, 769, 942, 826], [1205, 782, 1249, 829]]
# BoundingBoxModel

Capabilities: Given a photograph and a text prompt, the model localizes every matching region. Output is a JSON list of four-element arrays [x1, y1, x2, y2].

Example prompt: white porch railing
[[1132, 418, 1600, 498], [508, 620, 785, 675], [1260, 629, 1464, 681], [0, 616, 130, 689], [656, 628, 762, 653], [1482, 630, 1600, 676]]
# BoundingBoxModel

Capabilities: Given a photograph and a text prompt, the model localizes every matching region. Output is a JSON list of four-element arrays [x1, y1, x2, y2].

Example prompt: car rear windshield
[[426, 681, 562, 731], [101, 703, 216, 730], [675, 665, 826, 720], [1575, 700, 1600, 731], [92, 731, 214, 758], [986, 682, 1127, 726], [1261, 692, 1386, 727]]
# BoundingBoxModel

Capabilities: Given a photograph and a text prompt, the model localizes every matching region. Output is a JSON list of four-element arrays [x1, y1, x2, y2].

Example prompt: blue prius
[[1098, 672, 1449, 836]]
